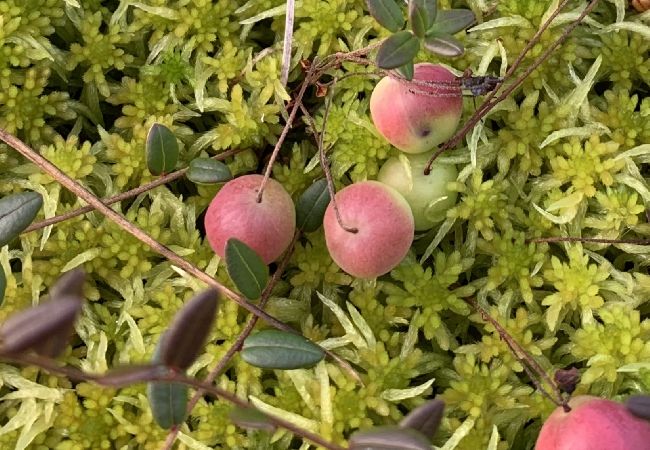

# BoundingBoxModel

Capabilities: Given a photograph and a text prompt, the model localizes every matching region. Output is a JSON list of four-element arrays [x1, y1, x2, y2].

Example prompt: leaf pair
[[367, 0, 475, 77]]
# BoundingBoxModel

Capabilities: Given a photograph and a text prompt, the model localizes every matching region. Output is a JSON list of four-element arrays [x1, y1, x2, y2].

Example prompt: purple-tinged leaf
[[349, 426, 432, 449], [399, 398, 444, 439], [626, 395, 650, 421]]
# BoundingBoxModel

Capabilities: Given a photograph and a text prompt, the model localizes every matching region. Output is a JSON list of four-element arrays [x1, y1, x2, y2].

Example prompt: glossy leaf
[[225, 238, 269, 300], [422, 32, 464, 57], [366, 0, 404, 32], [408, 0, 437, 38], [186, 158, 232, 184], [146, 123, 179, 176], [0, 267, 5, 306], [147, 380, 188, 429], [429, 9, 475, 35], [349, 426, 432, 449], [395, 61, 414, 81], [296, 179, 330, 232], [626, 395, 650, 421], [0, 296, 82, 355], [229, 406, 276, 431], [159, 289, 219, 370], [399, 398, 445, 439], [376, 31, 420, 70], [241, 329, 325, 369], [0, 192, 43, 247]]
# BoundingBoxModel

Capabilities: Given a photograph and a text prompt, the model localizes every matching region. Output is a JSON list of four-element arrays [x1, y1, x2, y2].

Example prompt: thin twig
[[527, 236, 650, 245], [463, 297, 569, 411], [22, 148, 244, 234], [424, 0, 600, 174], [2, 353, 345, 450]]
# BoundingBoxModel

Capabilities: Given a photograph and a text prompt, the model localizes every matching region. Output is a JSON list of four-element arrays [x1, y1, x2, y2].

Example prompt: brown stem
[[0, 128, 292, 332], [424, 0, 600, 174], [527, 236, 650, 245], [2, 353, 345, 450], [463, 297, 569, 411], [22, 148, 244, 234]]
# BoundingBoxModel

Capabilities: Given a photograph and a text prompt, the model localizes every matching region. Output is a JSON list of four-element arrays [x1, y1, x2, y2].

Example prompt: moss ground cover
[[0, 0, 649, 449]]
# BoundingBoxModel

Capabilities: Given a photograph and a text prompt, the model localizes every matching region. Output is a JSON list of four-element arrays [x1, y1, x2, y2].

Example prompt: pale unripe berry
[[323, 181, 414, 279], [535, 396, 650, 450], [370, 63, 463, 154], [378, 152, 457, 230], [204, 174, 296, 264]]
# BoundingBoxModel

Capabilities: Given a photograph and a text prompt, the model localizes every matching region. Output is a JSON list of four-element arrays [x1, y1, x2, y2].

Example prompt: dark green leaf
[[0, 296, 82, 355], [395, 62, 414, 81], [376, 31, 420, 70], [429, 9, 475, 35], [49, 268, 86, 300], [366, 0, 405, 32], [296, 179, 330, 232], [146, 123, 179, 176], [229, 406, 276, 431], [408, 0, 437, 37], [0, 267, 5, 306], [422, 32, 464, 57], [241, 329, 325, 369], [147, 380, 188, 429], [626, 395, 650, 421], [225, 239, 269, 300], [186, 158, 232, 184], [0, 192, 43, 247], [399, 398, 445, 439], [349, 426, 432, 450], [159, 289, 219, 370]]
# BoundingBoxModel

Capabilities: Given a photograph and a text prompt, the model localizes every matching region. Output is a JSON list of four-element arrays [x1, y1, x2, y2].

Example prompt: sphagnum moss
[[0, 0, 649, 449]]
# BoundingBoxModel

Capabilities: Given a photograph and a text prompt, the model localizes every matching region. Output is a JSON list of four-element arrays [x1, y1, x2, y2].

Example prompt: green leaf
[[225, 238, 269, 300], [376, 31, 420, 70], [349, 426, 433, 449], [147, 380, 188, 429], [399, 398, 445, 440], [408, 0, 437, 38], [0, 192, 43, 247], [186, 158, 232, 184], [241, 330, 325, 369], [296, 179, 330, 232], [146, 123, 179, 176], [366, 0, 405, 32], [0, 267, 5, 306], [422, 32, 464, 57], [395, 61, 414, 81], [229, 406, 276, 431], [159, 289, 219, 370], [429, 9, 475, 35], [0, 296, 82, 356]]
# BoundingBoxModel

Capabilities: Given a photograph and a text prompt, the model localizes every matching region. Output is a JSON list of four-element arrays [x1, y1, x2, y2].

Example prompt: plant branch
[[424, 0, 600, 174], [22, 148, 244, 234], [527, 236, 650, 245]]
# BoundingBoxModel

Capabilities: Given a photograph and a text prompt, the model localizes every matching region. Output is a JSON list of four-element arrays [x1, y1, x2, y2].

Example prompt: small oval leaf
[[229, 406, 276, 431], [349, 426, 433, 450], [366, 0, 405, 32], [395, 62, 414, 81], [422, 32, 464, 57], [0, 267, 5, 306], [399, 398, 445, 439], [186, 158, 232, 184], [0, 192, 43, 247], [159, 289, 219, 370], [429, 9, 475, 35], [147, 380, 188, 429], [241, 330, 325, 369], [225, 239, 269, 300], [626, 395, 650, 421], [0, 296, 82, 355], [408, 0, 437, 38], [146, 123, 179, 176], [376, 31, 420, 70], [296, 179, 331, 232]]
